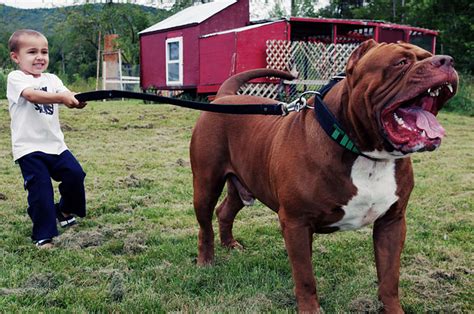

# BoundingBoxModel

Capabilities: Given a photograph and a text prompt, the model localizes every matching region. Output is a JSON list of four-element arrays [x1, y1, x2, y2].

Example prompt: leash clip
[[282, 93, 312, 116], [283, 91, 323, 116]]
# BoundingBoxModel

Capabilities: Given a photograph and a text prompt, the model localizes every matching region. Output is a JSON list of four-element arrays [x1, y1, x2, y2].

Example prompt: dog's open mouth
[[381, 81, 456, 154]]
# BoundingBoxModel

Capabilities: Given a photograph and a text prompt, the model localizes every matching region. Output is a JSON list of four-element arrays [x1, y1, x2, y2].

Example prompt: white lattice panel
[[267, 40, 358, 80], [239, 41, 359, 100], [238, 83, 281, 99]]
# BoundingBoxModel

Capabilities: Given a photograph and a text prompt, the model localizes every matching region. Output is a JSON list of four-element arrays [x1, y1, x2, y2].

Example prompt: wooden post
[[118, 49, 124, 91], [96, 31, 101, 91]]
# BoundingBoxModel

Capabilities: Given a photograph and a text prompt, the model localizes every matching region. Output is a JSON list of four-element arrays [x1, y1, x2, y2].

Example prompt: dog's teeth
[[428, 87, 440, 97], [421, 130, 427, 137], [446, 83, 453, 93], [394, 112, 404, 126]]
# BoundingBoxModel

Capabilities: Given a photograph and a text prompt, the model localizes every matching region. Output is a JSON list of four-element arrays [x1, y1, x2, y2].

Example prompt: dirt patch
[[108, 271, 125, 302], [99, 224, 128, 238], [454, 266, 472, 275], [176, 158, 190, 167], [404, 271, 458, 302], [348, 297, 383, 313], [123, 232, 148, 254], [122, 123, 154, 130], [0, 287, 29, 295], [130, 195, 154, 208], [23, 273, 60, 291], [115, 174, 153, 188], [56, 230, 105, 249], [410, 253, 430, 267], [404, 255, 466, 302], [56, 224, 149, 253], [61, 123, 75, 131], [116, 203, 134, 212], [0, 193, 7, 200], [429, 269, 459, 281], [316, 244, 329, 254]]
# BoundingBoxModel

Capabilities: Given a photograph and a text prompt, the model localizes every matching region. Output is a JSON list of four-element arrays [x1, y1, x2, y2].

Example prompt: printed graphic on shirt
[[34, 86, 54, 115]]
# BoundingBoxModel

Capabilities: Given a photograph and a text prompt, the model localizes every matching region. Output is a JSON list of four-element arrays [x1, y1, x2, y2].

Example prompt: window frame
[[165, 37, 183, 86]]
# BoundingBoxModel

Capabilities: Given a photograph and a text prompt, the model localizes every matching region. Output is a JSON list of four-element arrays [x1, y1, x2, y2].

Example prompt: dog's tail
[[216, 68, 296, 98]]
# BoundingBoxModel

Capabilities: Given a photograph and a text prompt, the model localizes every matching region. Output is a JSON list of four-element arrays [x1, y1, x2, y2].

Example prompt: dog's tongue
[[397, 107, 445, 139]]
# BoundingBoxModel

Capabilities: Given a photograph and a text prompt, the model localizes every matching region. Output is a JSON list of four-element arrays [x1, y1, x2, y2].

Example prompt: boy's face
[[10, 34, 49, 78]]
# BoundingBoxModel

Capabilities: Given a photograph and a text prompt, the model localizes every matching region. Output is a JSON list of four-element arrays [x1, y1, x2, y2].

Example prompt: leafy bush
[[66, 74, 98, 93], [0, 69, 6, 99]]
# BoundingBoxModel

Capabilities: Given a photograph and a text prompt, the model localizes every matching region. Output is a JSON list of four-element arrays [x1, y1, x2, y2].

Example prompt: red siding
[[235, 22, 288, 73], [140, 3, 438, 93], [140, 32, 167, 90], [140, 0, 249, 91], [182, 27, 200, 88], [200, 0, 249, 35], [140, 27, 200, 90], [199, 33, 237, 91], [198, 21, 288, 93], [379, 28, 406, 43]]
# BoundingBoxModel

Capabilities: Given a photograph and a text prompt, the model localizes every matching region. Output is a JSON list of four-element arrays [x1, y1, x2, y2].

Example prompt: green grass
[[0, 100, 472, 312]]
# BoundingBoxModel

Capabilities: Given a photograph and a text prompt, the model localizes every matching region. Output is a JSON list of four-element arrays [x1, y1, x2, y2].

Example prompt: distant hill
[[0, 4, 164, 36]]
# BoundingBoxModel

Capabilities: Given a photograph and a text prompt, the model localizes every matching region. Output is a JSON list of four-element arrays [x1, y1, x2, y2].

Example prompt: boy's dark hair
[[8, 29, 46, 52]]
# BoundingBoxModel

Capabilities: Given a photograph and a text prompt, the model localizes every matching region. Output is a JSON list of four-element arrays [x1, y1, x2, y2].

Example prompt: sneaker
[[55, 203, 77, 228], [35, 238, 54, 249]]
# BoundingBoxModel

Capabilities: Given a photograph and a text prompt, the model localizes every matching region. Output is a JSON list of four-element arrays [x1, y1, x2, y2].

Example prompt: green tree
[[171, 0, 194, 13], [318, 0, 473, 72], [46, 3, 170, 81], [404, 0, 473, 73], [318, 0, 365, 18], [351, 0, 407, 22], [291, 0, 318, 17], [270, 1, 288, 18]]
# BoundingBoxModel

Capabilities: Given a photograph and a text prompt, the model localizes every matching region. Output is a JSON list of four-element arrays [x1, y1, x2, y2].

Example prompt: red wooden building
[[139, 0, 438, 95]]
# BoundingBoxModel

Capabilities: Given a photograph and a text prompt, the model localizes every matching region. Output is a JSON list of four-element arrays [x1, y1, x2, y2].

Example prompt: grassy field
[[0, 99, 472, 312]]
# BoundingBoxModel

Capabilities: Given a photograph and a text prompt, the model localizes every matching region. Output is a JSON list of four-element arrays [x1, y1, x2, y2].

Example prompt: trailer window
[[166, 37, 183, 85]]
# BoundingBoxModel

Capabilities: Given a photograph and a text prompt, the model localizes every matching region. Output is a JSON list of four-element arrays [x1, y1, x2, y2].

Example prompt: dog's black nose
[[431, 55, 454, 68]]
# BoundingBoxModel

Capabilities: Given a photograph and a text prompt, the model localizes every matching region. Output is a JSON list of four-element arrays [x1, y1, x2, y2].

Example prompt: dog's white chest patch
[[331, 157, 399, 231]]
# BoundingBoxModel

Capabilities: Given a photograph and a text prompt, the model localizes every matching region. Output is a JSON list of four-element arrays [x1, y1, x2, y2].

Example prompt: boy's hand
[[75, 101, 87, 109], [60, 91, 87, 109], [21, 88, 87, 109]]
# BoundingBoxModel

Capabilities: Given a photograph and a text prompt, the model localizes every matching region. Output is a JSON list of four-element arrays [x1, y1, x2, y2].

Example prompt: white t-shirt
[[7, 70, 69, 161]]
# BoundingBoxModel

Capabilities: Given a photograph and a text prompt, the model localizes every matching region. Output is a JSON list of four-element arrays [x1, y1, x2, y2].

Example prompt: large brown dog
[[190, 39, 458, 312]]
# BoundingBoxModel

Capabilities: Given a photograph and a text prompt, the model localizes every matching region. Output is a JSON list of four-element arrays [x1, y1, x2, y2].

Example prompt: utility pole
[[291, 0, 297, 16], [96, 31, 101, 91], [401, 0, 405, 22], [392, 0, 396, 20]]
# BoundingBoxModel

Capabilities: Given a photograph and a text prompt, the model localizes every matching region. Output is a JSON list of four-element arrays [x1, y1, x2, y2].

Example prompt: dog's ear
[[346, 39, 378, 75]]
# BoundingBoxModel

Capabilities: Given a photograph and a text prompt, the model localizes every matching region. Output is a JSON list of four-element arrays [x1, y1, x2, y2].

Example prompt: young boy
[[7, 29, 87, 249]]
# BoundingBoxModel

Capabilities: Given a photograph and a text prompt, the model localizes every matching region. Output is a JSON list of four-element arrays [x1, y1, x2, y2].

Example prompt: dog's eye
[[395, 59, 408, 66]]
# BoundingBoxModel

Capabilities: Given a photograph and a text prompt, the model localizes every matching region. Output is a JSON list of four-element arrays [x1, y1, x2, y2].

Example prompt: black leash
[[76, 80, 372, 159], [74, 90, 286, 116]]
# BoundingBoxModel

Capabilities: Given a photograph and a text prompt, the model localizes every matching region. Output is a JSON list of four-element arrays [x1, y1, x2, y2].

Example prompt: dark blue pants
[[17, 150, 86, 241]]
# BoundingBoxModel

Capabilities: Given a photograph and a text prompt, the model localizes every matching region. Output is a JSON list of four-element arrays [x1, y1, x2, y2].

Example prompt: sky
[[0, 0, 330, 10]]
